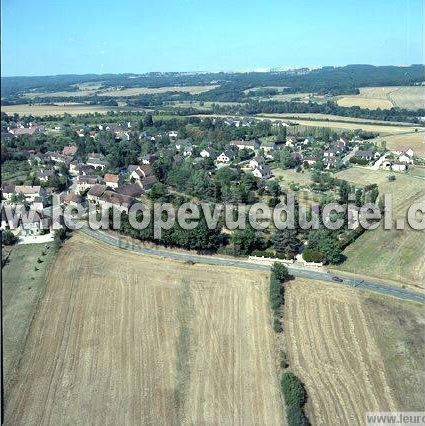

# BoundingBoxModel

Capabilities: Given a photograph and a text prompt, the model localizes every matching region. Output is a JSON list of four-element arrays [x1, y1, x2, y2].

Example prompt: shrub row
[[281, 372, 309, 426]]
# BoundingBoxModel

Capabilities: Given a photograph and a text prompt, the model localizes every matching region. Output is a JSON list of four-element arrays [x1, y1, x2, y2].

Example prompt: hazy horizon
[[2, 63, 424, 79]]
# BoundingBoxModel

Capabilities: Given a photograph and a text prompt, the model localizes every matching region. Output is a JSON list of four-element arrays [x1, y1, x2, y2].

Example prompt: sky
[[1, 0, 423, 76]]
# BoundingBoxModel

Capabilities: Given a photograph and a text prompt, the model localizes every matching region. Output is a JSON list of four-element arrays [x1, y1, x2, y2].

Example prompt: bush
[[270, 276, 283, 311], [349, 157, 369, 165], [252, 249, 275, 257], [281, 372, 306, 408], [287, 404, 309, 426], [1, 229, 18, 246], [302, 249, 325, 263], [388, 175, 396, 181], [273, 317, 283, 333], [280, 351, 288, 369], [271, 262, 289, 281]]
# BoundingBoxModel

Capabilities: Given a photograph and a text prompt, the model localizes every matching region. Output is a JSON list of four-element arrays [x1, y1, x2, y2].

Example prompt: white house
[[200, 148, 217, 158], [249, 155, 265, 169], [252, 165, 273, 179], [20, 211, 51, 236], [230, 139, 260, 151], [399, 151, 414, 164], [217, 150, 235, 164], [104, 173, 120, 189], [392, 162, 407, 172]]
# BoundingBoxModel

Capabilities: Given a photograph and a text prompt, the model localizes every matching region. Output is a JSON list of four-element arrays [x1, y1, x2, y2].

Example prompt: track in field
[[285, 280, 397, 424]]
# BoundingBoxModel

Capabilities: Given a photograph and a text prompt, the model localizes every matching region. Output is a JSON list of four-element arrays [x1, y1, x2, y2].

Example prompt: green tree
[[144, 113, 154, 127], [272, 230, 300, 259], [281, 372, 306, 408], [1, 229, 17, 245], [271, 262, 289, 281]]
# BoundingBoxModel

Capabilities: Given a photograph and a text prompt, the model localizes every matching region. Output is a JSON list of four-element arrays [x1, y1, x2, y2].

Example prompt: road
[[342, 146, 359, 164], [81, 227, 425, 304]]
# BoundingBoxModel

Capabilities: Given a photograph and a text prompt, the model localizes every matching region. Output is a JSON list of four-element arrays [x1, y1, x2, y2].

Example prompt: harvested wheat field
[[337, 86, 425, 110], [379, 131, 425, 155], [285, 279, 399, 425], [5, 232, 284, 426]]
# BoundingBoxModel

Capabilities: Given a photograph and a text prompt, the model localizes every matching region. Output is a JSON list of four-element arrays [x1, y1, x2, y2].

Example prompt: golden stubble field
[[5, 233, 284, 426], [284, 279, 425, 425], [22, 85, 219, 98], [337, 86, 425, 110]]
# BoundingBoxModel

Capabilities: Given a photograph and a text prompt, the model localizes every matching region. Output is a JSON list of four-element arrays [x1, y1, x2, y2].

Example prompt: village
[[0, 114, 419, 244]]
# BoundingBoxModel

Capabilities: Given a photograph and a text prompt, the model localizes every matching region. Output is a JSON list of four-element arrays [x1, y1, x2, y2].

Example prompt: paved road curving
[[81, 227, 425, 304]]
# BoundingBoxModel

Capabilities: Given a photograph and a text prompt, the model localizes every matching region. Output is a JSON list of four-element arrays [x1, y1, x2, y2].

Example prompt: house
[[261, 140, 285, 153], [403, 148, 414, 158], [87, 184, 107, 203], [324, 156, 337, 169], [138, 164, 155, 178], [1, 184, 15, 201], [173, 154, 184, 164], [61, 192, 82, 206], [391, 162, 408, 172], [69, 161, 80, 176], [76, 175, 98, 192], [183, 144, 193, 157], [14, 185, 46, 204], [168, 130, 178, 139], [399, 151, 414, 164], [140, 154, 158, 165], [115, 130, 130, 141], [324, 148, 338, 158], [381, 160, 392, 170], [87, 152, 103, 160], [98, 191, 134, 213], [37, 169, 55, 182], [20, 211, 51, 236], [139, 131, 155, 141], [62, 145, 78, 156], [356, 150, 373, 160], [104, 173, 120, 189], [141, 175, 158, 190], [86, 158, 108, 170], [303, 156, 317, 166], [116, 181, 144, 198], [230, 139, 260, 151], [337, 137, 348, 147], [200, 147, 217, 159], [252, 165, 273, 179], [249, 155, 265, 169], [9, 125, 45, 136], [217, 150, 235, 164], [285, 137, 296, 148], [291, 152, 303, 163]]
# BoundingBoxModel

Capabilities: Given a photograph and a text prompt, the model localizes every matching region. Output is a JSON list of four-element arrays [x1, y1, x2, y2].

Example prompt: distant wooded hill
[[2, 64, 424, 98]]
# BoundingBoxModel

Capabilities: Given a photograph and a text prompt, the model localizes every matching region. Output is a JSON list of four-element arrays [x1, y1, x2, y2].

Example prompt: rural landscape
[[1, 0, 425, 425]]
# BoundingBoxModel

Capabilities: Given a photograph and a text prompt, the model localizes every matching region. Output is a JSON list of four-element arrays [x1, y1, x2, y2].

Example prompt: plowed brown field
[[285, 279, 398, 425], [5, 233, 284, 425]]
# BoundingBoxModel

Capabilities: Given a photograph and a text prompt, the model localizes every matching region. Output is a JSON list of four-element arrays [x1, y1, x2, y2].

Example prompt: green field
[[2, 243, 55, 388], [334, 168, 425, 289]]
